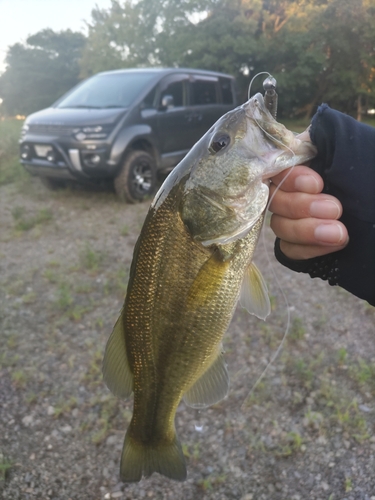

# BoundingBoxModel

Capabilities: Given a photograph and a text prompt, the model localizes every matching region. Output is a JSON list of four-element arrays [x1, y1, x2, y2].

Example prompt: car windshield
[[56, 72, 157, 109]]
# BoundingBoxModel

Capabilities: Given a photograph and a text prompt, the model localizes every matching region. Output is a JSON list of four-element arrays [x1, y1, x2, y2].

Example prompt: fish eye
[[209, 133, 231, 154]]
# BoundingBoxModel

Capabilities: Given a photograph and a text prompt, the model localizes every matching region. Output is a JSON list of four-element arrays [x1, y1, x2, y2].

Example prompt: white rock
[[22, 415, 33, 426], [47, 406, 55, 416]]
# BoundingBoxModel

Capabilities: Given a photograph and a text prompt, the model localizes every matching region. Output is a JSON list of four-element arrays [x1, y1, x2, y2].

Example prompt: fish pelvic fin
[[183, 350, 229, 409], [102, 310, 133, 399], [240, 262, 270, 320], [120, 430, 187, 482]]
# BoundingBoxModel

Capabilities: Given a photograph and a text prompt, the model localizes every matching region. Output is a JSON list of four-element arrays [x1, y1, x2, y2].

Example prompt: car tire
[[40, 177, 66, 190], [114, 151, 156, 203]]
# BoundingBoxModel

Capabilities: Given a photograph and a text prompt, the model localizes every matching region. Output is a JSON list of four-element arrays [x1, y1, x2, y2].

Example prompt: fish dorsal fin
[[102, 310, 133, 399], [240, 262, 270, 320], [183, 350, 229, 409]]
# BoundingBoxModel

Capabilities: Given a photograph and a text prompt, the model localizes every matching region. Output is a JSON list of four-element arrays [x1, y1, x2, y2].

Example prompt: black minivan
[[20, 68, 237, 202]]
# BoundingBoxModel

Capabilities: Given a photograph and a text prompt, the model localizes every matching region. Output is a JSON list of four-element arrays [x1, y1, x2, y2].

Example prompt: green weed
[[333, 400, 369, 443], [349, 358, 375, 394], [344, 477, 353, 492], [0, 118, 25, 186], [294, 359, 314, 388], [11, 205, 53, 231], [69, 304, 92, 321], [11, 369, 27, 388], [337, 347, 348, 365], [43, 269, 60, 284], [55, 282, 73, 310], [0, 453, 13, 481], [79, 242, 103, 271], [198, 474, 226, 491], [182, 442, 201, 461], [275, 431, 303, 457], [53, 397, 77, 418], [289, 316, 306, 342], [22, 291, 37, 304]]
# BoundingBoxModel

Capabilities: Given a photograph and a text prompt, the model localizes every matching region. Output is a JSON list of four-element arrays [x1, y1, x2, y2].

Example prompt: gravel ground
[[1, 177, 375, 500]]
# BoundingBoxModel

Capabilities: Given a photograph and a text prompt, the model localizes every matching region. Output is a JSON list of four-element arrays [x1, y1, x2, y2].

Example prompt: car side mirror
[[160, 95, 174, 109]]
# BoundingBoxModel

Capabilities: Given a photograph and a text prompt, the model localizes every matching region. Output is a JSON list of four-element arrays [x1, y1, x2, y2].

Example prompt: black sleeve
[[274, 104, 375, 306]]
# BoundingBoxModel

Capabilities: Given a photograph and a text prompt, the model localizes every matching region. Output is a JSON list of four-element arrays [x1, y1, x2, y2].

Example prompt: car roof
[[96, 67, 235, 80]]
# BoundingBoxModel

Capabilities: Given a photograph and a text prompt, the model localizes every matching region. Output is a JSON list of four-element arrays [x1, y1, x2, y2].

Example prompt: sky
[[0, 0, 112, 73]]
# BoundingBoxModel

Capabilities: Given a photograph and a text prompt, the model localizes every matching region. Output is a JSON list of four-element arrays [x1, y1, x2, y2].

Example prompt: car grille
[[28, 124, 75, 136]]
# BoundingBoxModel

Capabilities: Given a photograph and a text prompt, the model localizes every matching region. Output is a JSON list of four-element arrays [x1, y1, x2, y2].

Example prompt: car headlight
[[73, 125, 109, 141], [20, 124, 29, 139]]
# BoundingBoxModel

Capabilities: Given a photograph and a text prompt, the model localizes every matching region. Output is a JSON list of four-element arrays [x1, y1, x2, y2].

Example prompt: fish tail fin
[[120, 430, 187, 482]]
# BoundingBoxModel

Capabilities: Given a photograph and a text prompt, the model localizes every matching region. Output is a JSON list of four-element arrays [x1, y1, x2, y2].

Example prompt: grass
[[0, 453, 13, 482], [11, 205, 53, 231], [79, 242, 103, 271], [0, 118, 26, 186], [288, 316, 306, 342]]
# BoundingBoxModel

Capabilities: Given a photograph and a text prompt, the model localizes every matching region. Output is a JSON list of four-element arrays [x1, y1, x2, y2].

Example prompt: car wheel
[[40, 177, 66, 190], [114, 151, 156, 203]]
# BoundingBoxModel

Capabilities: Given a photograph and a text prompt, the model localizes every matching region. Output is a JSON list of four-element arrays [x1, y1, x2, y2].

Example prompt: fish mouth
[[242, 93, 274, 121]]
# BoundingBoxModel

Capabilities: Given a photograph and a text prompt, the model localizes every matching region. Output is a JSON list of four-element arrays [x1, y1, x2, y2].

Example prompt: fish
[[102, 92, 316, 482]]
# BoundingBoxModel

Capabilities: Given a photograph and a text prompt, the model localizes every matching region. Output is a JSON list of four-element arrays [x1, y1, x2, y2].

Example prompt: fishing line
[[241, 78, 299, 406], [247, 71, 273, 100], [241, 144, 296, 408]]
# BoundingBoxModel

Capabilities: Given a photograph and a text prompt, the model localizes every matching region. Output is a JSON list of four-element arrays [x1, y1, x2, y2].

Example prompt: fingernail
[[295, 175, 320, 193], [310, 200, 341, 219], [314, 224, 344, 244]]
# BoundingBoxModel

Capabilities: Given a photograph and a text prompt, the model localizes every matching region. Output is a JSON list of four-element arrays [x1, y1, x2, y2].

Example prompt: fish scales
[[103, 92, 317, 482], [125, 185, 245, 432]]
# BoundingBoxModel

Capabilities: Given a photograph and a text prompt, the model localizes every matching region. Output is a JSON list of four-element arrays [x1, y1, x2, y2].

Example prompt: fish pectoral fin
[[183, 350, 229, 409], [102, 310, 133, 399], [239, 262, 271, 320]]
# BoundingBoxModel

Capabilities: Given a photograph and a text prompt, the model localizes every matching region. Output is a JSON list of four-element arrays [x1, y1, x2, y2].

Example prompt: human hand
[[269, 165, 349, 260]]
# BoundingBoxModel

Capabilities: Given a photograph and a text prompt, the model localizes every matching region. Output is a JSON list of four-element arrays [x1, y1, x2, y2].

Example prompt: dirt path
[[1, 177, 375, 500]]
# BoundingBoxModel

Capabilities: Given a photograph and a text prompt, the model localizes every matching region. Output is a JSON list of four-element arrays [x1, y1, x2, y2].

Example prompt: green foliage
[[11, 206, 53, 231], [288, 316, 306, 342], [0, 119, 25, 185], [81, 0, 375, 114], [1, 1, 375, 117], [0, 29, 86, 115], [0, 453, 13, 482], [55, 282, 74, 310], [79, 242, 103, 271]]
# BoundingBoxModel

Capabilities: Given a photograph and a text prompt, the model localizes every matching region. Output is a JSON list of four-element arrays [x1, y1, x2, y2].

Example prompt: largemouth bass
[[102, 93, 316, 482]]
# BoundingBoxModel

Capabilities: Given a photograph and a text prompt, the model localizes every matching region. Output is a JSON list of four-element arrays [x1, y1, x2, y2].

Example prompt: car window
[[219, 77, 234, 105], [160, 80, 185, 107], [142, 86, 157, 109], [190, 79, 218, 105], [56, 72, 156, 109]]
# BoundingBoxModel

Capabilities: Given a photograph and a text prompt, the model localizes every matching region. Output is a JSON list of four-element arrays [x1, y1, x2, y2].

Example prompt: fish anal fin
[[102, 310, 133, 399], [240, 262, 270, 320], [183, 351, 229, 409], [120, 430, 187, 482]]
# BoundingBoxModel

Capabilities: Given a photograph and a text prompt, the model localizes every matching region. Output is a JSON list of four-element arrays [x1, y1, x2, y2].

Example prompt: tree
[[248, 0, 375, 117], [80, 0, 216, 77], [0, 29, 86, 116], [81, 0, 375, 117]]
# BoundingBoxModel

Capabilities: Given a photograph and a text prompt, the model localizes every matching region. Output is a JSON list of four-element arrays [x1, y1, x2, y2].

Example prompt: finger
[[270, 214, 349, 247], [279, 240, 348, 260], [268, 187, 342, 220], [271, 165, 323, 194]]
